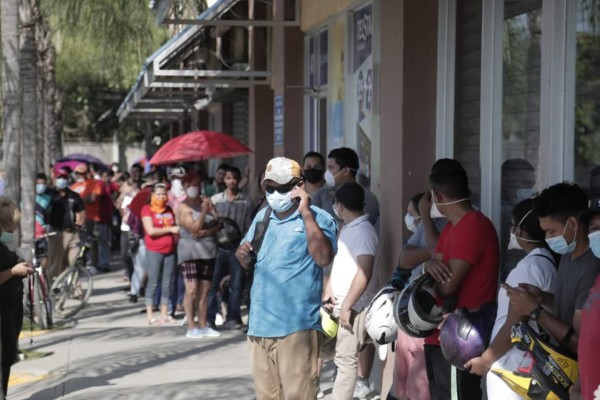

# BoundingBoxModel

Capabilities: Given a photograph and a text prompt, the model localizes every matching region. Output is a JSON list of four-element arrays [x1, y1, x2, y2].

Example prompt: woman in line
[[177, 172, 222, 338], [464, 198, 557, 399], [0, 196, 34, 396], [141, 183, 179, 325]]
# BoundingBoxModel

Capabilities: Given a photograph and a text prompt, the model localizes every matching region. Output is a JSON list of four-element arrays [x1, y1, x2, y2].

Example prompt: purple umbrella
[[56, 153, 108, 171]]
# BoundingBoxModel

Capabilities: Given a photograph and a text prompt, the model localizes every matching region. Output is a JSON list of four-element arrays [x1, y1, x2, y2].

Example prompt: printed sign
[[274, 95, 284, 146]]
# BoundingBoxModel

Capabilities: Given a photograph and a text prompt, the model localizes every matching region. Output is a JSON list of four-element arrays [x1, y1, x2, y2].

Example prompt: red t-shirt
[[424, 210, 499, 346], [579, 274, 600, 400], [140, 204, 176, 254]]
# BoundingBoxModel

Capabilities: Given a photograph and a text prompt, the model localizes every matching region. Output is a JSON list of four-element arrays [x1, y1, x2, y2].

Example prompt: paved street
[[8, 258, 337, 400]]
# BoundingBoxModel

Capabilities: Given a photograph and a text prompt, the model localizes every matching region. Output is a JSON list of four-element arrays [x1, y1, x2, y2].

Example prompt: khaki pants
[[47, 230, 80, 282], [332, 309, 367, 400], [248, 330, 320, 400]]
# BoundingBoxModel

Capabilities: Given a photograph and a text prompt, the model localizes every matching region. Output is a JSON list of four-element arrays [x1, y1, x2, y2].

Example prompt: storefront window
[[454, 0, 482, 207], [500, 1, 542, 279], [574, 0, 600, 202]]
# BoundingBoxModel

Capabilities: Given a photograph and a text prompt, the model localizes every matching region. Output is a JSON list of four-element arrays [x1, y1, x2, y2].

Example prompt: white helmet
[[364, 285, 400, 345], [394, 274, 445, 338]]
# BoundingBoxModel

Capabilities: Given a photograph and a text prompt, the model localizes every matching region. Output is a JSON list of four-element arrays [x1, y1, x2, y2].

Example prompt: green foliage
[[41, 0, 170, 142]]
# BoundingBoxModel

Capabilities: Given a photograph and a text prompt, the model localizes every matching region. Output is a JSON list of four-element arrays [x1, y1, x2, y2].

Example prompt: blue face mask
[[0, 231, 15, 245], [588, 230, 600, 259], [36, 184, 47, 194], [545, 220, 576, 255]]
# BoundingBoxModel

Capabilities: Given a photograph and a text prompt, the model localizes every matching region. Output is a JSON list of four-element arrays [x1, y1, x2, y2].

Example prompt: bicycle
[[22, 234, 54, 330], [50, 228, 95, 319]]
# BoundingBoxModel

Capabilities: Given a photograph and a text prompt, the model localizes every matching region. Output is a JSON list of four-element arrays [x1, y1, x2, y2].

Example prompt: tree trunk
[[36, 18, 54, 172], [1, 0, 21, 206], [19, 0, 39, 253]]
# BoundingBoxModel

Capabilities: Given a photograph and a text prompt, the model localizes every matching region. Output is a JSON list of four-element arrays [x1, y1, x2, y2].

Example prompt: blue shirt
[[243, 206, 338, 337]]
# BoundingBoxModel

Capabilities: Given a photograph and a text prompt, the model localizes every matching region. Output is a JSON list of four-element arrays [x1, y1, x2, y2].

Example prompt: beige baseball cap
[[262, 157, 302, 185]]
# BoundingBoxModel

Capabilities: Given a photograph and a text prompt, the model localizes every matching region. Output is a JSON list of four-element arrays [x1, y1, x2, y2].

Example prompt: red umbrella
[[149, 130, 253, 166]]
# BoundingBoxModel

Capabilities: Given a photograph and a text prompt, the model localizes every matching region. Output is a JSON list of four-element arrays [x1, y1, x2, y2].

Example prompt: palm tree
[[19, 0, 39, 250], [2, 0, 21, 205]]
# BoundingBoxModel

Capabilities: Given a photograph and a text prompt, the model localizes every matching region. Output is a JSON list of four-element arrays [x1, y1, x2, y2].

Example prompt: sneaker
[[198, 326, 221, 337], [186, 328, 203, 339], [180, 315, 188, 326], [353, 380, 371, 399], [215, 313, 224, 326], [316, 387, 325, 399], [222, 320, 243, 330]]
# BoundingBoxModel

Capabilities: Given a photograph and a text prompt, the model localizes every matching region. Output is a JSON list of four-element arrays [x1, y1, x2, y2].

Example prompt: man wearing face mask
[[236, 157, 338, 400], [208, 166, 254, 329], [421, 159, 499, 400], [505, 183, 600, 359], [47, 169, 86, 282], [312, 147, 379, 229], [303, 151, 326, 195]]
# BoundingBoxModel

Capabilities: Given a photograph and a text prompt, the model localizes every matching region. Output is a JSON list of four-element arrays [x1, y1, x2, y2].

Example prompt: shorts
[[180, 259, 215, 282]]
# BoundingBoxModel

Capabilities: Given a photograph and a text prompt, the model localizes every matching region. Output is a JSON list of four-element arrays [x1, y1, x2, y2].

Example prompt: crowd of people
[[1, 147, 600, 400]]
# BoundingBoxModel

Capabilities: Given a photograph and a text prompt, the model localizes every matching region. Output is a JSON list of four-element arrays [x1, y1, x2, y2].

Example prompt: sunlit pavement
[[8, 254, 346, 400]]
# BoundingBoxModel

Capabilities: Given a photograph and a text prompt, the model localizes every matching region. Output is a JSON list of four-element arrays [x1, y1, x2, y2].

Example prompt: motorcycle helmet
[[439, 302, 497, 370], [206, 217, 242, 251], [320, 307, 339, 338], [491, 322, 579, 400], [394, 274, 445, 338], [365, 285, 400, 345]]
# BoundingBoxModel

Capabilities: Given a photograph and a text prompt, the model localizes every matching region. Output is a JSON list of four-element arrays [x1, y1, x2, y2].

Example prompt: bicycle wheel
[[51, 264, 93, 319]]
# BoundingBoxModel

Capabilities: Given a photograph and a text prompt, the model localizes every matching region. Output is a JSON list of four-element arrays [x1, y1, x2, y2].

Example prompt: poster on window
[[353, 3, 373, 188]]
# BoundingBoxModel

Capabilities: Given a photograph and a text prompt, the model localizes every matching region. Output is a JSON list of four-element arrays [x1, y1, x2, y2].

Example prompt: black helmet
[[206, 217, 242, 251], [393, 274, 445, 338], [439, 302, 497, 370]]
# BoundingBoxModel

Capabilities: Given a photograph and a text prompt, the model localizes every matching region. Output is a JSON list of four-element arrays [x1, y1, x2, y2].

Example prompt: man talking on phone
[[236, 157, 338, 400]]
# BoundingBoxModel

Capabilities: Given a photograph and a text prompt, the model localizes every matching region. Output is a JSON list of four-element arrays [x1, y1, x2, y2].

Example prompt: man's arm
[[506, 284, 580, 354], [418, 193, 441, 256], [398, 245, 430, 269], [339, 255, 374, 329], [433, 258, 472, 298], [292, 187, 334, 267]]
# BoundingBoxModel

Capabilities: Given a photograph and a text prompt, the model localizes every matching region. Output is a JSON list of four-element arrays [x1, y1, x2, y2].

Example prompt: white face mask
[[266, 190, 295, 213], [56, 178, 69, 190], [508, 233, 523, 250], [186, 186, 200, 199], [333, 203, 342, 220], [171, 179, 185, 197], [430, 191, 470, 218], [404, 213, 418, 233], [324, 170, 340, 187]]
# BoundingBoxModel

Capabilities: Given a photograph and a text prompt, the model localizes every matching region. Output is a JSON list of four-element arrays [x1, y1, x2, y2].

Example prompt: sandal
[[160, 316, 177, 324], [148, 318, 162, 326]]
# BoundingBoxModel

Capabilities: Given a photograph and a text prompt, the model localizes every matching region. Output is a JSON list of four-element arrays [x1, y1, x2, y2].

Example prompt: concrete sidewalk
[[8, 260, 340, 400]]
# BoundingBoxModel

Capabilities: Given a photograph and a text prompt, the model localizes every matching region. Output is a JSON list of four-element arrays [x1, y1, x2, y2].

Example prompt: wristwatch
[[529, 305, 544, 321]]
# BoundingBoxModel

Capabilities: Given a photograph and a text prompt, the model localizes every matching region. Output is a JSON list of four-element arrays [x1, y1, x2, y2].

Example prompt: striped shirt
[[211, 190, 254, 234]]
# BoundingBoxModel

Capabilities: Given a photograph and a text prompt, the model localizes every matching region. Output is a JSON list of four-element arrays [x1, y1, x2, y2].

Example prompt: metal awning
[[117, 0, 278, 122]]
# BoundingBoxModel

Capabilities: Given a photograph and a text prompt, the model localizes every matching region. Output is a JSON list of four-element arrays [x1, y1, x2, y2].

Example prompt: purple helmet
[[439, 302, 497, 370]]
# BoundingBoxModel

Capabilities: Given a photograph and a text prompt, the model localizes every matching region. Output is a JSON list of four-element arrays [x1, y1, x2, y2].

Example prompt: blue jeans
[[130, 239, 146, 296], [145, 250, 176, 307], [208, 248, 245, 324], [169, 262, 185, 313], [97, 223, 111, 270]]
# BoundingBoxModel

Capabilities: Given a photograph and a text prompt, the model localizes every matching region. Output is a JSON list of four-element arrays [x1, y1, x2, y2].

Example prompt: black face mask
[[303, 168, 324, 184]]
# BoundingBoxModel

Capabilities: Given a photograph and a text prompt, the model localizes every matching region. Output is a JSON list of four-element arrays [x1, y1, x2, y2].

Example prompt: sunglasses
[[264, 182, 297, 194]]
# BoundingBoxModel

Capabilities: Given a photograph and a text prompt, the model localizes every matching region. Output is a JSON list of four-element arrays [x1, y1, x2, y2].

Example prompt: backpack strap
[[533, 253, 557, 269], [249, 207, 272, 271]]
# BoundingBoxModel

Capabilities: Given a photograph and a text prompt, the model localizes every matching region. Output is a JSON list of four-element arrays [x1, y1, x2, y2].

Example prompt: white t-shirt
[[487, 247, 557, 400], [330, 214, 379, 313]]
